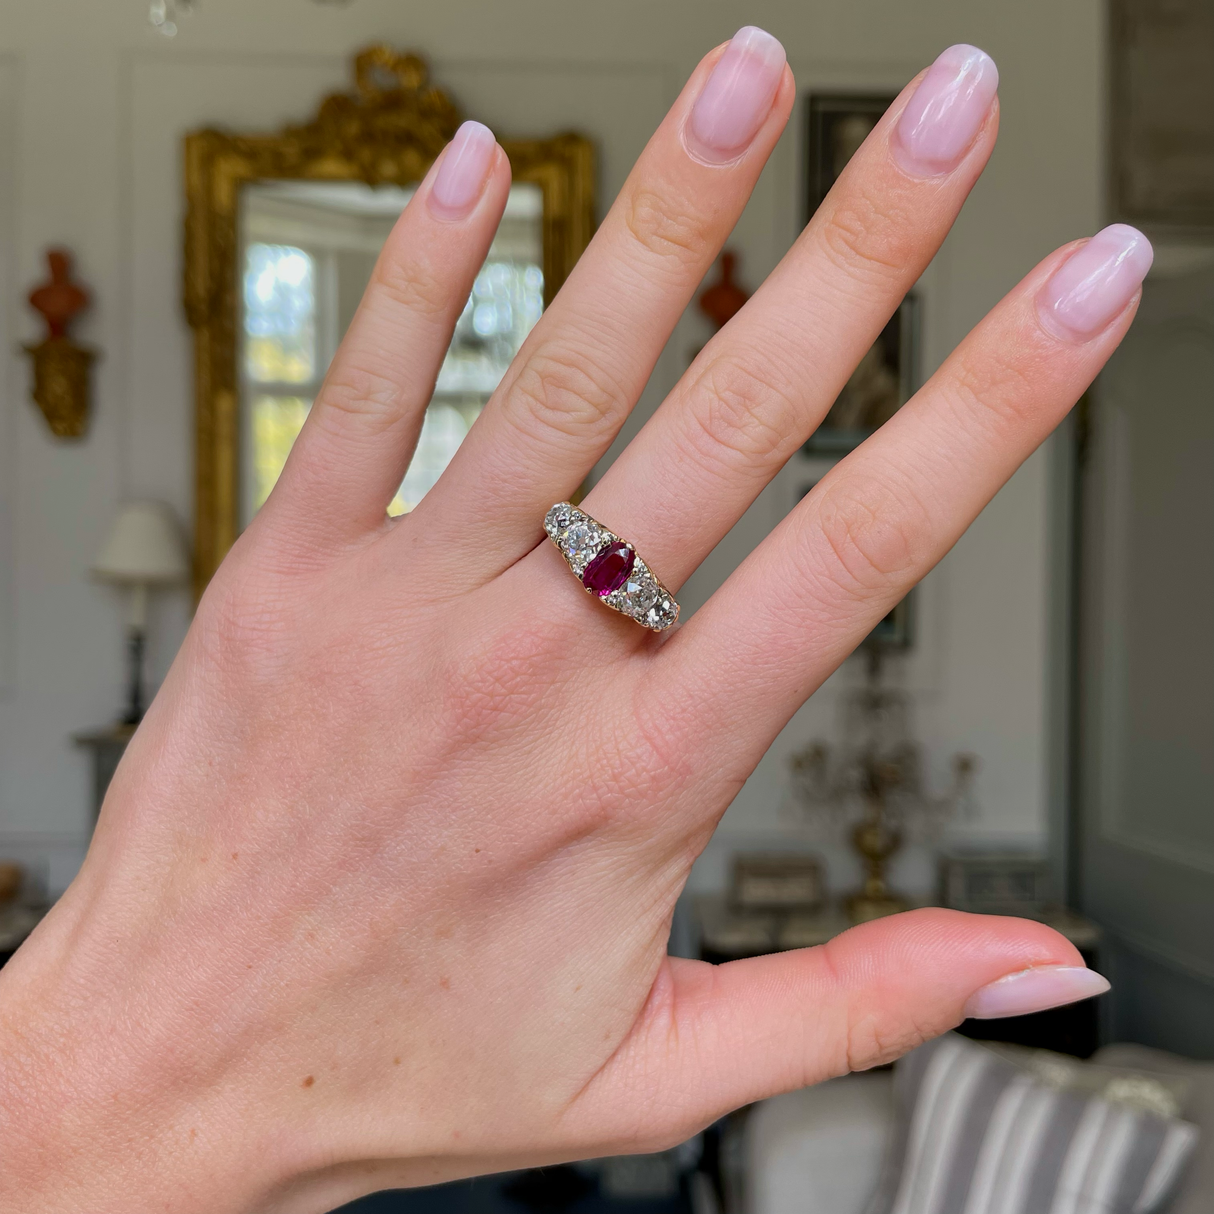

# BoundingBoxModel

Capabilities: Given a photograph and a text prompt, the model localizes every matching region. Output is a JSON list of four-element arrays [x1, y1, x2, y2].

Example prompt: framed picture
[[804, 92, 919, 454], [730, 853, 825, 913], [939, 850, 1051, 917], [805, 91, 895, 220], [803, 295, 920, 454], [1110, 0, 1214, 233], [866, 593, 914, 650]]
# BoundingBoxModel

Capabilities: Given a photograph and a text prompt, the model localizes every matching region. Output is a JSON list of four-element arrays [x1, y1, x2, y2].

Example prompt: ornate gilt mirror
[[184, 46, 594, 596]]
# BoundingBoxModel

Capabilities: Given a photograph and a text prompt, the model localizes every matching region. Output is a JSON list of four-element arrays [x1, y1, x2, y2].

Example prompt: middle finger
[[581, 44, 1000, 591]]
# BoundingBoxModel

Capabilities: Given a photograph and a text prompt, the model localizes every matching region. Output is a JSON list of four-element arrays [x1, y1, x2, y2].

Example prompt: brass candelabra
[[789, 651, 976, 923]]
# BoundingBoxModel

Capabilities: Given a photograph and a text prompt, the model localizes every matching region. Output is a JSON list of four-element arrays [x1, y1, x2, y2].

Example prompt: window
[[239, 182, 544, 526], [242, 244, 321, 513]]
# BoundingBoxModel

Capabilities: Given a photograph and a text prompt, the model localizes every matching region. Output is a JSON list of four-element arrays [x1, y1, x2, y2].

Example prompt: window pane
[[434, 261, 543, 395], [251, 395, 311, 511], [390, 403, 477, 515], [244, 244, 316, 384]]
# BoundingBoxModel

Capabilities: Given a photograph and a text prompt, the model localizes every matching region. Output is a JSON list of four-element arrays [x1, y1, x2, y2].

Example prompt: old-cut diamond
[[645, 595, 679, 631], [544, 502, 577, 539], [562, 522, 602, 570], [582, 542, 635, 598], [623, 575, 659, 616]]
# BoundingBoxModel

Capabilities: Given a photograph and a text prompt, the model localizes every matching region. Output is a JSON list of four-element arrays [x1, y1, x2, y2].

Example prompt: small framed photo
[[731, 853, 825, 914], [1110, 0, 1214, 232], [939, 851, 1051, 917], [866, 593, 914, 650]]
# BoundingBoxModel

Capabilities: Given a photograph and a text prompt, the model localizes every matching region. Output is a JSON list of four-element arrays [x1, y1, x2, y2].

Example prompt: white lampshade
[[92, 500, 189, 585]]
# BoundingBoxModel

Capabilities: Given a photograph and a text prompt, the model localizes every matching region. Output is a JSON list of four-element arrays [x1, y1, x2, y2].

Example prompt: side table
[[0, 902, 47, 968], [73, 723, 135, 820]]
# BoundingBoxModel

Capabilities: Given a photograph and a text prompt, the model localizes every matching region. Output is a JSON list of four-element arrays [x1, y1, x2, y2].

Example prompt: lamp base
[[844, 890, 909, 924], [122, 626, 145, 725]]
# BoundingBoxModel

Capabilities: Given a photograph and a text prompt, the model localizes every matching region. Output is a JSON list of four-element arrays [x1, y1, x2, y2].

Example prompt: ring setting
[[544, 503, 679, 631]]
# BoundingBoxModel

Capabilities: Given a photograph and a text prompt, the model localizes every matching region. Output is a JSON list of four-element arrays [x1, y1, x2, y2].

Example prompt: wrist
[[0, 894, 282, 1213]]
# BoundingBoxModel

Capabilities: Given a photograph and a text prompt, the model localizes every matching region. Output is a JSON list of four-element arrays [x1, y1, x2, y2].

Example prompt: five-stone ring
[[544, 503, 679, 632]]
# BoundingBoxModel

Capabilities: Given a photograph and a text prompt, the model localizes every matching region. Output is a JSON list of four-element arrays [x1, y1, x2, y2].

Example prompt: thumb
[[578, 908, 1105, 1151]]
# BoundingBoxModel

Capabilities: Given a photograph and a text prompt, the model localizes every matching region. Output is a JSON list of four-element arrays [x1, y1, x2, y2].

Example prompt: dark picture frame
[[1109, 0, 1214, 233], [795, 479, 914, 650], [865, 593, 914, 650], [804, 92, 919, 455], [802, 295, 920, 454], [804, 91, 896, 221]]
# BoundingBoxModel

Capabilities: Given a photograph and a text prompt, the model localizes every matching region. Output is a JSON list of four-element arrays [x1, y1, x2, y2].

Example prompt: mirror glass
[[238, 180, 544, 526]]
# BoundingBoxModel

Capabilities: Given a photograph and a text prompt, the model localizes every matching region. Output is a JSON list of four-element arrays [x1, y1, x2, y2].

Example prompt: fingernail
[[1037, 224, 1154, 341], [893, 44, 999, 177], [429, 121, 497, 219], [963, 966, 1110, 1020], [686, 26, 786, 165]]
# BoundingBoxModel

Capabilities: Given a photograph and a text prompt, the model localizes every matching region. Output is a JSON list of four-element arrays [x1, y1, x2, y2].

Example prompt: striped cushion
[[870, 1034, 1198, 1214]]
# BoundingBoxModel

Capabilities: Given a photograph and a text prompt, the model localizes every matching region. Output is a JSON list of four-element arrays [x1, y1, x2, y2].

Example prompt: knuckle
[[949, 348, 1038, 432], [440, 619, 558, 746], [844, 1009, 938, 1073], [553, 680, 695, 842], [817, 936, 947, 1075], [609, 689, 695, 821], [680, 357, 800, 476], [503, 346, 623, 444], [624, 187, 709, 270], [817, 187, 915, 287], [370, 254, 450, 320], [193, 557, 298, 681], [314, 361, 405, 436], [812, 476, 924, 597]]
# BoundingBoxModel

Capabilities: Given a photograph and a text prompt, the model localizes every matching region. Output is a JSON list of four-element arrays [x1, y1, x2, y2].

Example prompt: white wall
[[0, 0, 1102, 896]]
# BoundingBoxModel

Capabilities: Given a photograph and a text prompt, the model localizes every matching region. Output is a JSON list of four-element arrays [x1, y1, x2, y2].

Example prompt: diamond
[[623, 575, 658, 616], [645, 596, 679, 630], [544, 502, 577, 539], [582, 542, 635, 597], [562, 522, 603, 570]]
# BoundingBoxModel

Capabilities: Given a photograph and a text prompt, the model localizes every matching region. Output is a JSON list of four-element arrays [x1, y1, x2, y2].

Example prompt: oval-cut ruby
[[582, 542, 635, 598]]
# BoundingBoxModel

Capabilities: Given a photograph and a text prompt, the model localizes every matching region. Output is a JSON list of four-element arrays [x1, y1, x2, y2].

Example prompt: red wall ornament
[[697, 249, 750, 331], [23, 248, 97, 438]]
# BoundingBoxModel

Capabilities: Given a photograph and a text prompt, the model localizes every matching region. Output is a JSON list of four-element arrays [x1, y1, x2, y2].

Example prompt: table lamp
[[92, 501, 189, 725]]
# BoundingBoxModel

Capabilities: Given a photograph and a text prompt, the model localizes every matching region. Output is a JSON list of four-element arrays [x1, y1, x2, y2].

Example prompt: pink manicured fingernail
[[686, 26, 786, 165], [429, 121, 497, 219], [893, 44, 999, 177], [1037, 224, 1154, 341], [963, 966, 1110, 1019]]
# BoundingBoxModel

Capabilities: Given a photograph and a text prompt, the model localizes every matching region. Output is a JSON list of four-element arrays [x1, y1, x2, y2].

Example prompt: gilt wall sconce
[[23, 248, 96, 439]]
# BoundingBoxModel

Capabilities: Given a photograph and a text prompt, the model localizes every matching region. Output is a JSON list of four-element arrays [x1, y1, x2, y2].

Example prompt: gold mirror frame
[[184, 45, 595, 597]]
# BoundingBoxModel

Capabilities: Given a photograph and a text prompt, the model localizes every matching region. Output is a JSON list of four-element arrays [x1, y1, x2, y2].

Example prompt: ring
[[544, 503, 680, 632]]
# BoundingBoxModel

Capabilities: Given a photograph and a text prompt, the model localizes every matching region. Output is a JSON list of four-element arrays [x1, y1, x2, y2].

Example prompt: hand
[[0, 31, 1145, 1214]]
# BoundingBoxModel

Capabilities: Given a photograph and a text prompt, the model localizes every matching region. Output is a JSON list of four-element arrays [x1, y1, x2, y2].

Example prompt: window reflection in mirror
[[239, 181, 544, 526]]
